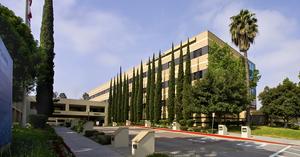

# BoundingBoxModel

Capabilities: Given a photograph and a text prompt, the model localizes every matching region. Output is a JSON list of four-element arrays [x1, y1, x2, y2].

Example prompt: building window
[[69, 105, 86, 112], [90, 106, 105, 112]]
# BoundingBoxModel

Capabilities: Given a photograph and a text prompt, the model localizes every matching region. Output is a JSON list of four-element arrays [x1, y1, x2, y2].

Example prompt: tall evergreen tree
[[108, 79, 113, 124], [112, 78, 117, 122], [118, 68, 123, 122], [124, 75, 129, 121], [168, 43, 176, 123], [134, 69, 140, 122], [116, 74, 120, 122], [36, 0, 55, 116], [137, 62, 144, 121], [145, 58, 152, 120], [183, 39, 192, 121], [175, 42, 184, 121], [130, 68, 136, 122], [149, 54, 156, 121], [154, 52, 162, 123]]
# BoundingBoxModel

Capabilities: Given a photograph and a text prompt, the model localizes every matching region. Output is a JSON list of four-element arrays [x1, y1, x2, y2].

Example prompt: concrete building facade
[[23, 96, 108, 126], [88, 31, 256, 124]]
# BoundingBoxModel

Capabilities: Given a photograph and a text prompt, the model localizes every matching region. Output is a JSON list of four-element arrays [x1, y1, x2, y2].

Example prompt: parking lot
[[95, 127, 300, 157]]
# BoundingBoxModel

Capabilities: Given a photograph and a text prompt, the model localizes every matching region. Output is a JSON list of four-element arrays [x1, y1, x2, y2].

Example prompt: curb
[[133, 125, 298, 146]]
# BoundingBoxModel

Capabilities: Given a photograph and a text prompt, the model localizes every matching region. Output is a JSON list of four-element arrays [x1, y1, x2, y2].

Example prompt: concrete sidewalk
[[54, 127, 123, 157], [228, 132, 300, 146]]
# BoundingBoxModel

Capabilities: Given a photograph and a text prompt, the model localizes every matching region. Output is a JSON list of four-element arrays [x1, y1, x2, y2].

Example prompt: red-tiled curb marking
[[132, 125, 298, 146]]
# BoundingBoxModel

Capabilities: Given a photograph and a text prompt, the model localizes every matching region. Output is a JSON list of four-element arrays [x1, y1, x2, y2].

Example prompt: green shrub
[[29, 114, 48, 128], [159, 120, 169, 126], [186, 119, 194, 127], [180, 126, 188, 131], [147, 153, 169, 157], [65, 122, 71, 127], [191, 126, 202, 132], [84, 130, 98, 137], [179, 120, 186, 126], [96, 135, 111, 145], [96, 132, 105, 135]]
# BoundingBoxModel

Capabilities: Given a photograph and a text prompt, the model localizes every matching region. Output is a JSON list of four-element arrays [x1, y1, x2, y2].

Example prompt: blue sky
[[2, 0, 300, 108]]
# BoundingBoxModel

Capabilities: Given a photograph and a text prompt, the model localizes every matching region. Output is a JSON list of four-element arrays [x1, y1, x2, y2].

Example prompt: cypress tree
[[167, 43, 176, 123], [137, 62, 144, 121], [118, 68, 123, 122], [154, 52, 162, 123], [112, 78, 117, 122], [108, 79, 113, 124], [116, 74, 120, 122], [124, 75, 129, 121], [36, 0, 55, 116], [176, 42, 184, 122], [183, 39, 192, 121], [130, 68, 136, 122], [149, 54, 156, 121], [134, 69, 140, 122], [145, 58, 151, 120]]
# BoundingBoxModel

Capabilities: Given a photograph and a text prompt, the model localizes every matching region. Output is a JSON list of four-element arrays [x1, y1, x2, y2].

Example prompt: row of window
[[89, 46, 209, 99], [128, 46, 208, 84], [90, 69, 206, 99]]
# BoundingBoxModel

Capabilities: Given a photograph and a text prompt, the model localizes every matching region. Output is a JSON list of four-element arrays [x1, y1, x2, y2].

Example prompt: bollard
[[145, 120, 151, 127], [132, 130, 155, 157], [111, 127, 129, 147], [241, 126, 251, 138], [172, 122, 181, 130], [112, 122, 117, 127], [126, 120, 131, 126], [218, 125, 227, 135]]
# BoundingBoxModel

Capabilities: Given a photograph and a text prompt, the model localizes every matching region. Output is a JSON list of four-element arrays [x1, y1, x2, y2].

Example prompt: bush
[[190, 126, 202, 132], [147, 153, 169, 157], [186, 119, 194, 127], [29, 114, 48, 128], [96, 135, 111, 145], [65, 122, 71, 128], [84, 130, 98, 137], [179, 120, 186, 126], [159, 120, 169, 126], [180, 126, 188, 131], [96, 131, 105, 135]]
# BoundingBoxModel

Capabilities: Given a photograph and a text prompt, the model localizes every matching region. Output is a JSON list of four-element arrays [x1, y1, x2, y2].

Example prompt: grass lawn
[[228, 125, 300, 140], [2, 126, 63, 157], [251, 126, 300, 140]]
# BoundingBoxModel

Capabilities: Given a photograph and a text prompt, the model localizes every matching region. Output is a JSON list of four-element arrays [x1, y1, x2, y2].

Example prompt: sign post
[[211, 112, 215, 133]]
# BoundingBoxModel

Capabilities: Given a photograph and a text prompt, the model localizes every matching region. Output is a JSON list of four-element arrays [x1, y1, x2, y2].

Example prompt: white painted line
[[269, 145, 291, 157], [289, 147, 300, 152], [284, 150, 300, 156]]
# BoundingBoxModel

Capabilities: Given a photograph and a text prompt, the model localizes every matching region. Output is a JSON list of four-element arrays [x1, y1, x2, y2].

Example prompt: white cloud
[[191, 0, 300, 108]]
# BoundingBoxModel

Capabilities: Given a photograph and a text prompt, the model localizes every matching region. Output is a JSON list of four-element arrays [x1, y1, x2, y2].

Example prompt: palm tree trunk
[[243, 51, 251, 126]]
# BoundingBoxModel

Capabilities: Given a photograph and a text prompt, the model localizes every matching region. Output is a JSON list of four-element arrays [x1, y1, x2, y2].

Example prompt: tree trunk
[[243, 51, 251, 126]]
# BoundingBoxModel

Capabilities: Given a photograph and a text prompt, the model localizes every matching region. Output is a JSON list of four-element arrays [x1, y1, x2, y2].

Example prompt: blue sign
[[0, 37, 13, 148]]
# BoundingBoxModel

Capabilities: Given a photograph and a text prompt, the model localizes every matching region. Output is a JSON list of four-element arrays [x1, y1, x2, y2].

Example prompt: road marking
[[289, 147, 300, 152], [269, 145, 291, 157], [284, 150, 300, 156]]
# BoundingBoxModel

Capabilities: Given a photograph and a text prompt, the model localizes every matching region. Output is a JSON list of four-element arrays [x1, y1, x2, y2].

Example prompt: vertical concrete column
[[65, 103, 69, 111], [104, 105, 108, 126]]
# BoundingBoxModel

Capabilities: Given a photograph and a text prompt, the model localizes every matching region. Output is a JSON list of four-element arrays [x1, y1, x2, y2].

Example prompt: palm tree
[[229, 9, 258, 125]]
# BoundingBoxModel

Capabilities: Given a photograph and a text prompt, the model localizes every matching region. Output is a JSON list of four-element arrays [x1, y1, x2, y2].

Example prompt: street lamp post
[[211, 112, 215, 133]]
